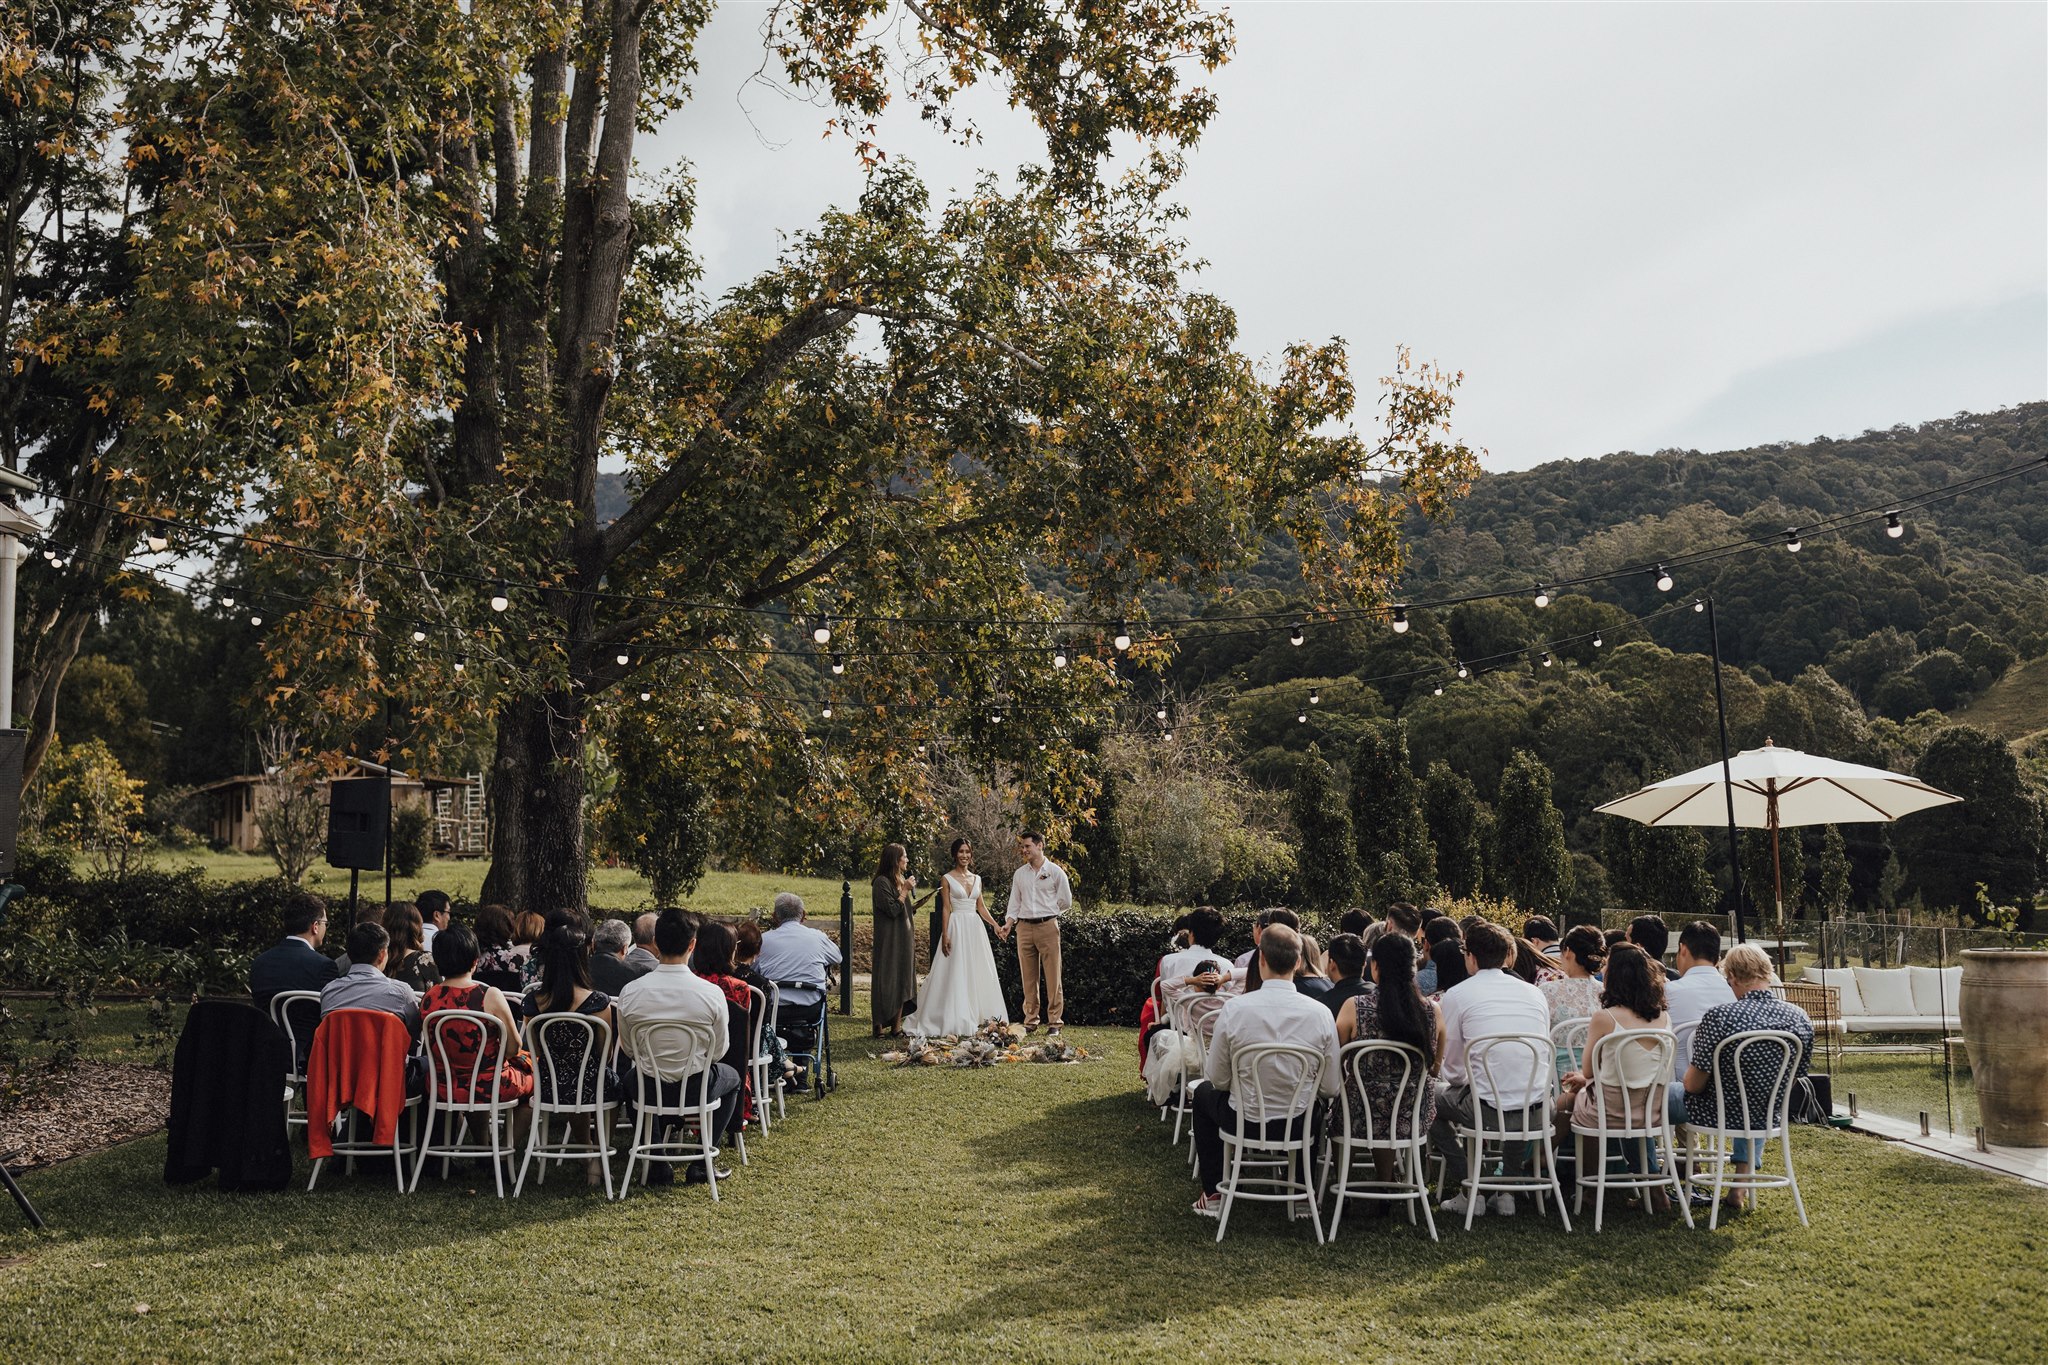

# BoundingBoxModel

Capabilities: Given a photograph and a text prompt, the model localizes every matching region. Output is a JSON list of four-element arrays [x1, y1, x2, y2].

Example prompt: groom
[[1004, 830, 1073, 1034]]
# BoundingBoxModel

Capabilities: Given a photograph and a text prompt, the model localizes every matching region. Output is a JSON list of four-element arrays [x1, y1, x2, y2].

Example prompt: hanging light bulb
[[1390, 606, 1410, 634], [1433, 682, 1445, 696], [1155, 706, 1168, 721], [1163, 730, 1174, 742], [1540, 651, 1554, 668], [615, 650, 630, 667], [1593, 633, 1604, 648], [696, 721, 706, 733], [991, 709, 1003, 724], [489, 583, 510, 612], [221, 594, 236, 610], [1784, 528, 1802, 553], [1654, 564, 1673, 592], [411, 622, 427, 643], [453, 655, 466, 673], [830, 653, 846, 676], [1296, 710, 1307, 724], [1309, 689, 1321, 705], [821, 702, 833, 719], [1052, 649, 1068, 670], [812, 615, 832, 645], [1288, 621, 1305, 647], [1038, 742, 1047, 751], [145, 533, 169, 553], [915, 742, 926, 756], [1456, 661, 1469, 679], [1885, 511, 1904, 539], [1694, 599, 1707, 613], [639, 690, 652, 702], [1113, 620, 1132, 652], [1534, 585, 1551, 608], [249, 612, 263, 627]]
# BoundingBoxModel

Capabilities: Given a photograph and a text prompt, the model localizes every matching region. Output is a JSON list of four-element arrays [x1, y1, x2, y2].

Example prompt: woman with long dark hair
[[901, 837, 1009, 1037], [1557, 942, 1674, 1210], [691, 920, 759, 1125], [870, 843, 931, 1036], [383, 902, 442, 990], [1428, 936, 1470, 996], [518, 912, 614, 1186], [1336, 935, 1445, 1161]]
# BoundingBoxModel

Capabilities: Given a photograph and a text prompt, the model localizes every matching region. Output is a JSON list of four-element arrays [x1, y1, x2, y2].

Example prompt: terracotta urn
[[1959, 950, 2048, 1148]]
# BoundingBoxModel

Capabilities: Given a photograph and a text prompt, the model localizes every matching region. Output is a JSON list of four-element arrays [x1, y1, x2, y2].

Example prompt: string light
[[1154, 706, 1168, 721], [615, 650, 630, 667], [145, 533, 169, 553], [1037, 741, 1047, 751], [991, 708, 1003, 724], [453, 655, 466, 673], [411, 623, 427, 643], [639, 690, 651, 702], [1654, 565, 1673, 592], [489, 583, 510, 612], [249, 612, 263, 627], [1456, 662, 1469, 679], [696, 721, 706, 732], [1694, 599, 1707, 613], [821, 702, 833, 719], [1309, 688, 1321, 705], [1540, 651, 1553, 668], [830, 653, 846, 675], [812, 615, 832, 645], [1163, 730, 1174, 742], [1784, 529, 1802, 553], [1296, 710, 1307, 724], [1433, 682, 1445, 696], [1534, 586, 1551, 608], [1288, 621, 1305, 647], [1052, 649, 1068, 669], [1885, 511, 1904, 538], [1593, 633, 1604, 648], [1390, 606, 1409, 634], [221, 595, 235, 610], [1113, 620, 1132, 652]]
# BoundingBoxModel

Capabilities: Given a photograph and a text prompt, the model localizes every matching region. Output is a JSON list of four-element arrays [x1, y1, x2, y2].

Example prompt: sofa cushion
[[1854, 967, 1917, 1018], [1805, 966, 1865, 1017], [1909, 965, 1964, 1018], [1846, 1015, 1957, 1033]]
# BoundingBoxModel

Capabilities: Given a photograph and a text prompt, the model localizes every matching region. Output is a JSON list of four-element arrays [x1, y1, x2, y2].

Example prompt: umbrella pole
[[1706, 597, 1746, 943], [1770, 795, 1791, 973]]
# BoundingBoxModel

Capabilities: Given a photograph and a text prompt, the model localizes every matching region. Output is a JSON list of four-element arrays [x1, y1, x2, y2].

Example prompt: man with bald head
[[625, 912, 659, 973], [1187, 924, 1342, 1219]]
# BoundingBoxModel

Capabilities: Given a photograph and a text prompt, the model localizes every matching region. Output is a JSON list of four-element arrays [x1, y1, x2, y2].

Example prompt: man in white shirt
[[1188, 926, 1341, 1218], [1430, 921, 1552, 1218], [417, 890, 451, 954], [616, 909, 742, 1185], [1664, 919, 1736, 1083], [1004, 831, 1073, 1033]]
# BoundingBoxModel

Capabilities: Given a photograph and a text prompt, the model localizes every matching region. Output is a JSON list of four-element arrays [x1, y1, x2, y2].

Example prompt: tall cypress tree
[[1492, 749, 1573, 915], [1818, 823, 1852, 918], [1422, 760, 1488, 899], [1293, 746, 1362, 911], [1349, 722, 1437, 899]]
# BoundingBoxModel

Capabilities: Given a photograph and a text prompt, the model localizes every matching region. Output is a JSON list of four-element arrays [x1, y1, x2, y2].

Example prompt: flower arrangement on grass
[[876, 1019, 1091, 1068]]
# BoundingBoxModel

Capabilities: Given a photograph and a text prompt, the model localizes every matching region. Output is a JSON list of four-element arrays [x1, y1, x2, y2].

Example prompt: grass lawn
[[5, 1010, 2046, 1362], [105, 848, 851, 917]]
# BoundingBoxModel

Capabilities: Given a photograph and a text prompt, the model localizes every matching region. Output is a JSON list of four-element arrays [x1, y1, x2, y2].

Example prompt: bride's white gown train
[[903, 872, 1009, 1037]]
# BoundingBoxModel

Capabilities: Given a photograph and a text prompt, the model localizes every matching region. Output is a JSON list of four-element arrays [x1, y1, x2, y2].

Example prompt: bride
[[902, 838, 1010, 1037]]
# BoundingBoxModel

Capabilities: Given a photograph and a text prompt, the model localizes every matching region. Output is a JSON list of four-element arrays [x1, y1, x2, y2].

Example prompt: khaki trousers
[[1015, 917, 1063, 1028]]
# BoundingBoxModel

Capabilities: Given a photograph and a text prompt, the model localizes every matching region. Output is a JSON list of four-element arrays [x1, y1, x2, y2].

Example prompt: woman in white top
[[901, 839, 1010, 1037]]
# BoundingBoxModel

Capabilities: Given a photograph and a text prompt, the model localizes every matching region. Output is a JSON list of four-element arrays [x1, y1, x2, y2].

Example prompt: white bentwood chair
[[1685, 1029, 1809, 1230], [1449, 1033, 1570, 1232], [1569, 1029, 1692, 1232], [268, 990, 323, 1136], [620, 1017, 726, 1199], [516, 1011, 618, 1198], [1214, 1042, 1327, 1245], [1325, 1040, 1437, 1241], [411, 1008, 525, 1197]]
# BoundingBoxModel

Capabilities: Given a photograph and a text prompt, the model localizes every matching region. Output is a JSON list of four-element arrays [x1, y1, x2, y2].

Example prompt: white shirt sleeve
[[1052, 863, 1073, 914]]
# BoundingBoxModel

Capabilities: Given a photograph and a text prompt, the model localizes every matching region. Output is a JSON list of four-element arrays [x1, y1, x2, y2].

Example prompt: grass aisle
[[3, 1015, 2045, 1363]]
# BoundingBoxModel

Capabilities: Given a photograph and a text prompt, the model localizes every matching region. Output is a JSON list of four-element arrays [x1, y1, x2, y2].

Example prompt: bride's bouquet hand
[[940, 935, 952, 957]]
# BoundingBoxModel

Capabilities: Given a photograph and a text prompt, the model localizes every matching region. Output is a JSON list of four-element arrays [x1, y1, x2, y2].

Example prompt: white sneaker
[[1441, 1192, 1486, 1217], [1490, 1193, 1517, 1217]]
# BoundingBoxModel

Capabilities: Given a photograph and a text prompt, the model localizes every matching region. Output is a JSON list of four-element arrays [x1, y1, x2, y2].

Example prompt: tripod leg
[[1, 1160, 45, 1230]]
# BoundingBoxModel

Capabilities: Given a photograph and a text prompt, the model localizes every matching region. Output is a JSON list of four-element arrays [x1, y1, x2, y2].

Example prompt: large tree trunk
[[479, 689, 588, 912]]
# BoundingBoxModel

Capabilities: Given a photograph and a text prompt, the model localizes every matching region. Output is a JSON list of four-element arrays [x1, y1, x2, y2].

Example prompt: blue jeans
[[1668, 1081, 1755, 1164]]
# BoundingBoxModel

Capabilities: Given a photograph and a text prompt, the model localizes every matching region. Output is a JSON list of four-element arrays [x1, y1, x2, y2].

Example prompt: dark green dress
[[871, 875, 917, 1028]]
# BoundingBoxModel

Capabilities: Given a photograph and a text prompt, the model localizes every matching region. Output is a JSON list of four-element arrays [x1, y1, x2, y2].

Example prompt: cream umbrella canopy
[[1594, 740, 1962, 927]]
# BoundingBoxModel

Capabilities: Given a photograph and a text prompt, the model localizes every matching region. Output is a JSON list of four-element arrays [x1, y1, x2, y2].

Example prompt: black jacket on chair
[[164, 998, 294, 1192]]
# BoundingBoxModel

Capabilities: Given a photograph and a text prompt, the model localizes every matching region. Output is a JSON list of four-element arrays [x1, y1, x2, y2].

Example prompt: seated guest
[[617, 909, 743, 1185], [1339, 909, 1375, 939], [1426, 936, 1470, 997], [1189, 926, 1341, 1218], [1429, 921, 1551, 1218], [1294, 934, 1333, 1002], [733, 919, 796, 1088], [523, 913, 614, 1023], [1604, 928, 1628, 953], [320, 922, 422, 1037], [1628, 914, 1671, 975], [249, 891, 337, 1011], [1417, 916, 1463, 994], [627, 912, 660, 971], [1557, 943, 1673, 1210], [1665, 919, 1736, 1081], [1337, 934, 1444, 1180], [420, 923, 534, 1103], [1524, 916, 1561, 959], [512, 911, 546, 965], [1159, 907, 1229, 984], [1321, 933, 1371, 1017], [333, 902, 393, 972], [589, 917, 649, 995], [1232, 907, 1301, 974], [753, 893, 842, 1075], [1509, 937, 1548, 984], [472, 904, 523, 980], [522, 914, 619, 1183], [417, 889, 452, 952], [691, 920, 760, 1121], [1386, 902, 1423, 948], [1674, 943, 1813, 1211], [383, 903, 442, 991], [1541, 925, 1606, 1071]]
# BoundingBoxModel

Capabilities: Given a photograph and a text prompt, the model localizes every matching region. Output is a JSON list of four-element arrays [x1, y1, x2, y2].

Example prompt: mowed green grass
[[104, 849, 851, 917], [5, 1009, 2046, 1363]]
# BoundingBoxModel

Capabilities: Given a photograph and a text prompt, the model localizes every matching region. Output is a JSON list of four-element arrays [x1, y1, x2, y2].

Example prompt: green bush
[[391, 804, 432, 877]]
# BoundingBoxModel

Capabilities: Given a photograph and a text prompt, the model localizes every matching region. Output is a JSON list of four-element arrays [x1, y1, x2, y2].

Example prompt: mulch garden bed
[[0, 1064, 172, 1169]]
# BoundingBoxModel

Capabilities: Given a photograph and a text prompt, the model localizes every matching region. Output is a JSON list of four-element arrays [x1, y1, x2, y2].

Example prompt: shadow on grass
[[923, 1089, 1748, 1337]]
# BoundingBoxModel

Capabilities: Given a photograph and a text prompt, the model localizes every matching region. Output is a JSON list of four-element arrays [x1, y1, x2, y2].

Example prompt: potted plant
[[1958, 888, 2048, 1147]]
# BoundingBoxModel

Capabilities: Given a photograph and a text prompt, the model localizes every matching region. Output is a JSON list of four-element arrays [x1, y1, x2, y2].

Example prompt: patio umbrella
[[1594, 740, 1962, 929]]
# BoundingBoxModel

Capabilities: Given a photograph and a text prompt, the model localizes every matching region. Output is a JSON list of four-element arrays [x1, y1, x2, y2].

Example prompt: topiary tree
[[1601, 819, 1716, 921], [1422, 760, 1487, 899], [1291, 747, 1360, 912], [1490, 749, 1572, 916], [1349, 722, 1436, 901], [391, 804, 432, 878], [1818, 823, 1852, 919]]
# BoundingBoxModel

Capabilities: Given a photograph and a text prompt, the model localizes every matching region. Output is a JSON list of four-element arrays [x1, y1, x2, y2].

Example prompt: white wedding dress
[[902, 872, 1010, 1037]]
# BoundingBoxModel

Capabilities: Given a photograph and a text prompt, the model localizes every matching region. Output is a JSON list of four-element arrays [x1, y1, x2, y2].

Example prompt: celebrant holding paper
[[872, 844, 933, 1036]]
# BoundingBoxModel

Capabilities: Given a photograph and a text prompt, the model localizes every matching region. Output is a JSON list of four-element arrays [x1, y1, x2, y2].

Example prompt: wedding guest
[[871, 843, 927, 1036], [421, 923, 534, 1103], [1430, 922, 1550, 1218], [1321, 933, 1371, 1017], [1385, 902, 1423, 948], [512, 911, 546, 963], [1295, 933, 1334, 1002], [525, 914, 616, 1029], [1675, 944, 1813, 1211], [1542, 925, 1607, 1031], [522, 915, 621, 1185], [1556, 943, 1672, 1208], [1427, 936, 1470, 996], [320, 922, 422, 1037], [473, 904, 523, 980], [733, 919, 796, 1087], [1339, 909, 1375, 939], [1189, 926, 1341, 1218], [1336, 935, 1443, 1176], [1604, 928, 1628, 952], [1664, 920, 1736, 1081], [384, 903, 442, 991], [1509, 938, 1546, 984], [333, 902, 392, 972], [1417, 917, 1462, 994], [417, 889, 452, 953], [1628, 914, 1671, 974], [590, 917, 650, 995], [756, 893, 842, 1076], [617, 909, 742, 1185], [249, 891, 336, 1011], [627, 913, 659, 972], [1159, 908, 1229, 983], [691, 920, 759, 1122], [1523, 916, 1562, 959], [1233, 907, 1301, 970]]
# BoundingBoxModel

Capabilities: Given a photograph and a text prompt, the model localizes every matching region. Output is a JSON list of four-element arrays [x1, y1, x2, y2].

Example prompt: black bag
[[1788, 1073, 1832, 1125]]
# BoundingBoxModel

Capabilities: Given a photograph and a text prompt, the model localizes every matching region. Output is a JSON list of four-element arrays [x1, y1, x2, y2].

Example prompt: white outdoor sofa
[[1790, 965, 1962, 1035]]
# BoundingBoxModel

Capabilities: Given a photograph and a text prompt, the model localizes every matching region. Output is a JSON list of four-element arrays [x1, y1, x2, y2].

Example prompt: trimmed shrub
[[391, 804, 432, 877]]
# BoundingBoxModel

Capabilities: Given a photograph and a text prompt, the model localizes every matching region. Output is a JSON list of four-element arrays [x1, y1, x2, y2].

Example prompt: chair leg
[[408, 1104, 433, 1193], [1708, 1138, 1728, 1231], [1299, 1149, 1325, 1245], [1781, 1132, 1809, 1227], [514, 1112, 541, 1197], [307, 1156, 325, 1192], [1463, 1135, 1481, 1231], [1327, 1145, 1351, 1241], [488, 1109, 506, 1198], [1663, 1131, 1694, 1229]]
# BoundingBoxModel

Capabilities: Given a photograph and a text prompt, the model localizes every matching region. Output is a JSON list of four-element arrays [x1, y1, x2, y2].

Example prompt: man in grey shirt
[[755, 894, 842, 1008], [320, 922, 422, 1039]]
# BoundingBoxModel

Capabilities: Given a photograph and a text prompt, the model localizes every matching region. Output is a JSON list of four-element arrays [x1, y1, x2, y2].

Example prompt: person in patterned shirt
[[1674, 943, 1813, 1209]]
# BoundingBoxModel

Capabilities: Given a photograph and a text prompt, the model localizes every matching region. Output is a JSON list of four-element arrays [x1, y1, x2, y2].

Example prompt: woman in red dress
[[420, 924, 535, 1105], [690, 920, 758, 1124]]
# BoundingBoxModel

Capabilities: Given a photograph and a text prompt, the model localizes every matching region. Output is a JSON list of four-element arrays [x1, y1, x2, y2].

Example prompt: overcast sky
[[648, 2, 2047, 472]]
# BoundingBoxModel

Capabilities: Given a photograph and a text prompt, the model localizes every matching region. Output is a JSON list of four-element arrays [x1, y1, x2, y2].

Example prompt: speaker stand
[[1, 1152, 43, 1229], [349, 868, 360, 920]]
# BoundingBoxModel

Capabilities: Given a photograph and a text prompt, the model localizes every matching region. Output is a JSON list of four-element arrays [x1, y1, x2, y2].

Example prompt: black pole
[[1706, 597, 1747, 944], [0, 1155, 43, 1229], [348, 867, 360, 922], [383, 689, 393, 910], [838, 878, 853, 1017]]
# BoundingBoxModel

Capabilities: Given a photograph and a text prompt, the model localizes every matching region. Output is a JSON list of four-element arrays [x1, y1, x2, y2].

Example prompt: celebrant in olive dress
[[871, 844, 930, 1036]]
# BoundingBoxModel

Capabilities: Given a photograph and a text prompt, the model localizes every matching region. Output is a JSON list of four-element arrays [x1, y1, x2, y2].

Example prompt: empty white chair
[[1685, 1029, 1809, 1230], [1551, 1016, 1591, 1079], [268, 990, 323, 1135], [411, 1009, 525, 1197], [1569, 1029, 1692, 1232], [515, 1011, 617, 1198], [1449, 1032, 1570, 1232], [1214, 1042, 1327, 1244], [620, 1017, 726, 1199], [1326, 1040, 1437, 1241]]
